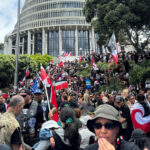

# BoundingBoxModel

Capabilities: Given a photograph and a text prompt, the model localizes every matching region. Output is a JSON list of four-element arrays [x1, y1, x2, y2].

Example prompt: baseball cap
[[19, 88, 31, 95], [87, 104, 121, 133], [34, 89, 42, 94], [115, 96, 124, 103], [3, 93, 8, 98]]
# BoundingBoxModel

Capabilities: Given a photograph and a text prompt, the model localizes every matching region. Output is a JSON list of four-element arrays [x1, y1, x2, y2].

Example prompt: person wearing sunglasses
[[85, 104, 139, 150], [17, 88, 39, 147]]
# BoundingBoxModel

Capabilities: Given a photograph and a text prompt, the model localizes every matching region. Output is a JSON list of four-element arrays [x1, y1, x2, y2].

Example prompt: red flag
[[57, 61, 63, 69], [50, 59, 54, 64], [21, 77, 25, 86], [79, 56, 82, 63], [40, 66, 58, 122], [40, 66, 48, 82], [91, 56, 95, 64], [92, 63, 99, 70], [55, 81, 68, 91], [108, 33, 118, 65], [47, 78, 58, 122], [20, 67, 29, 86], [25, 67, 29, 77], [69, 52, 72, 56]]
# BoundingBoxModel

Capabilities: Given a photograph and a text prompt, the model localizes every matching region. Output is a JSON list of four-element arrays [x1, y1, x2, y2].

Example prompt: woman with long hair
[[49, 107, 80, 150]]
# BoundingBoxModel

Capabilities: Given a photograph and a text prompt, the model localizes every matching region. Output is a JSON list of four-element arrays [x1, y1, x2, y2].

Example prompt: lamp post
[[14, 0, 20, 93]]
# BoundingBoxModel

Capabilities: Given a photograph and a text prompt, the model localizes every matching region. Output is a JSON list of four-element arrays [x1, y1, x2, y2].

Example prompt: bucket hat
[[87, 104, 121, 133]]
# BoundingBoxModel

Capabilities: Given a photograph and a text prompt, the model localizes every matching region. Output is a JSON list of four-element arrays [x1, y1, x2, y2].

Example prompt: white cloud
[[0, 0, 25, 43]]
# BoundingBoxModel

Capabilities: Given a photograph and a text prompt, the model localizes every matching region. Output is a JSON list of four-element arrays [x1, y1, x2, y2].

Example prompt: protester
[[46, 107, 81, 150], [0, 93, 6, 114], [129, 129, 150, 150], [0, 144, 12, 150], [17, 88, 44, 147], [33, 120, 60, 150], [114, 96, 133, 141], [79, 115, 95, 149], [0, 95, 25, 150], [85, 104, 139, 150]]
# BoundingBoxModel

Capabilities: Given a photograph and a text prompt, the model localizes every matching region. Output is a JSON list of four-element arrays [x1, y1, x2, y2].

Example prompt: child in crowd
[[33, 120, 59, 150]]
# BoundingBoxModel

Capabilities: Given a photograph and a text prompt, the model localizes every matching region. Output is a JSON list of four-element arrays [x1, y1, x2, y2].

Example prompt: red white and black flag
[[40, 66, 58, 122], [55, 81, 68, 91], [108, 33, 118, 65], [20, 67, 29, 86]]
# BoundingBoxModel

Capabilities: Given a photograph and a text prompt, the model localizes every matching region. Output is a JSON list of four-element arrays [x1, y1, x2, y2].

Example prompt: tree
[[83, 0, 150, 52], [0, 43, 4, 50]]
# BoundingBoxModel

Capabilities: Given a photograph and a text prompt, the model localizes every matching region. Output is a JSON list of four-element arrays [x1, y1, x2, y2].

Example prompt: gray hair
[[9, 95, 24, 108]]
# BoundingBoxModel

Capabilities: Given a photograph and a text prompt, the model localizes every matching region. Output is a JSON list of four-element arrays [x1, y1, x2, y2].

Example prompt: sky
[[0, 0, 25, 43]]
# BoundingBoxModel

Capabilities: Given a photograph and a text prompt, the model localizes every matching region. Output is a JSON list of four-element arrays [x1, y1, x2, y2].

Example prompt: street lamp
[[14, 0, 20, 93]]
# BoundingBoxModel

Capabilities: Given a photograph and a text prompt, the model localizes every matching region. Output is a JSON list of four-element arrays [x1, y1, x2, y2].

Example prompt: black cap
[[19, 88, 31, 95], [115, 96, 124, 102]]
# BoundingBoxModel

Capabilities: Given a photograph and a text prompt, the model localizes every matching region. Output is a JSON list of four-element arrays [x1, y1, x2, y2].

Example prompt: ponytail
[[60, 107, 80, 146]]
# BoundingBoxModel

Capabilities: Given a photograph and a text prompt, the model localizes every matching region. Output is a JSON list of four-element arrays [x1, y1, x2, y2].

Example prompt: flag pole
[[14, 0, 20, 93], [44, 80, 51, 112]]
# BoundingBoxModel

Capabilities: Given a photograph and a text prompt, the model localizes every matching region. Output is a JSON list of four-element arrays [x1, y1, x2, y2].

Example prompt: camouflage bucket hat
[[87, 104, 121, 133]]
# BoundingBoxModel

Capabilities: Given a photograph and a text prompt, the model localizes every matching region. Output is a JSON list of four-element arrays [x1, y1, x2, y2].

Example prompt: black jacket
[[84, 140, 140, 150], [48, 129, 81, 150]]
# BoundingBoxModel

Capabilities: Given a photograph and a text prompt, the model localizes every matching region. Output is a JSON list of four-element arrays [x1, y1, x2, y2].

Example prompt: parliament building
[[4, 0, 100, 56]]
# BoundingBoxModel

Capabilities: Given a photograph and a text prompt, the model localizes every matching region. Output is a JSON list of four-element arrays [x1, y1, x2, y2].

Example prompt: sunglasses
[[21, 95, 27, 98], [93, 122, 117, 130]]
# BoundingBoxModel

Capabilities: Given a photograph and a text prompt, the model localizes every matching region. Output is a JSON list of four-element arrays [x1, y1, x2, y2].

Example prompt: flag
[[50, 59, 54, 65], [91, 56, 95, 64], [92, 63, 99, 70], [79, 56, 82, 63], [30, 79, 38, 93], [20, 67, 29, 86], [131, 103, 150, 133], [40, 66, 58, 122], [57, 61, 63, 69], [108, 33, 118, 65], [55, 81, 68, 91], [47, 78, 58, 122], [25, 67, 29, 77], [21, 77, 25, 86], [69, 52, 72, 56]]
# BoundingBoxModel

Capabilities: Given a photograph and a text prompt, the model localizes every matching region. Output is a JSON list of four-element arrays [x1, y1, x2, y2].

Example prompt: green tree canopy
[[83, 0, 150, 52]]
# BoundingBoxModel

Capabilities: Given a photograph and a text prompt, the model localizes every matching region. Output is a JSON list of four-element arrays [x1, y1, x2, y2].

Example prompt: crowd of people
[[0, 51, 150, 150]]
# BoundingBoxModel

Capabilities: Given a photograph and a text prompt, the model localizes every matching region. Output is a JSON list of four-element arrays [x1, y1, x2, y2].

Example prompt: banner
[[85, 78, 91, 89]]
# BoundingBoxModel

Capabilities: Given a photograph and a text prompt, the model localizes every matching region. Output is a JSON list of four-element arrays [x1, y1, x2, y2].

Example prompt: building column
[[32, 34, 35, 55], [59, 27, 62, 55], [75, 26, 78, 56], [8, 38, 12, 55], [45, 32, 48, 54], [27, 30, 31, 54], [22, 37, 24, 54], [42, 28, 46, 55], [91, 27, 95, 53]]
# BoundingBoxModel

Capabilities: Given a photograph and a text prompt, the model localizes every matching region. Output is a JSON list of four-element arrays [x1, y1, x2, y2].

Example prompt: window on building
[[34, 33, 42, 54], [78, 30, 89, 55], [62, 30, 75, 56], [47, 31, 59, 57]]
